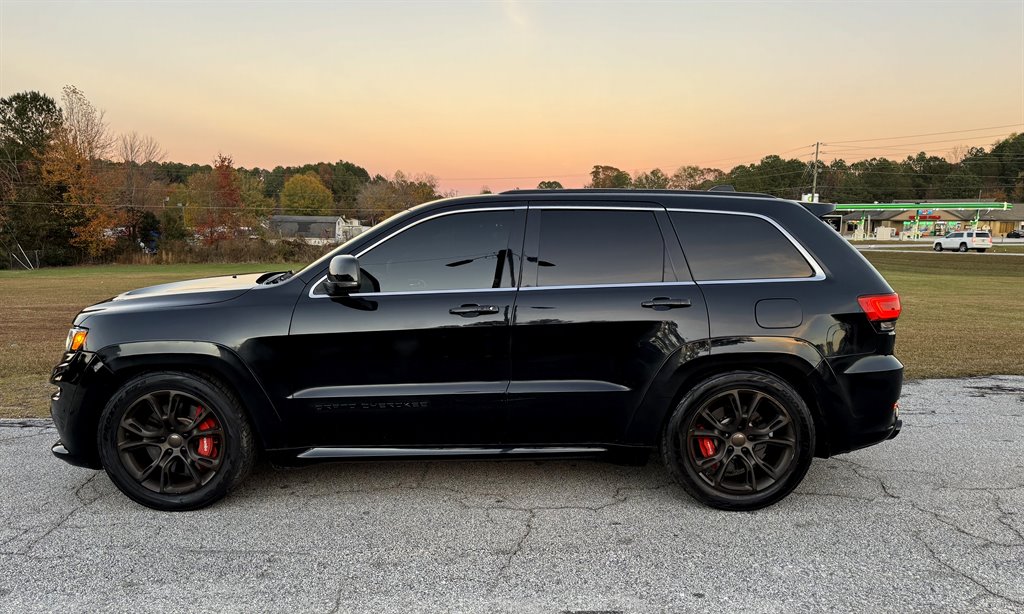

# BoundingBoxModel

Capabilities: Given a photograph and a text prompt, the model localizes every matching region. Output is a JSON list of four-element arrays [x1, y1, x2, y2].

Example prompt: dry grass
[[1, 255, 1021, 418], [862, 251, 1024, 379]]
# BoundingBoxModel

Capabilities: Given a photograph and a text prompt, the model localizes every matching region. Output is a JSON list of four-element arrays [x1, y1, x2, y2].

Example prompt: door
[[288, 207, 526, 446], [506, 203, 710, 445]]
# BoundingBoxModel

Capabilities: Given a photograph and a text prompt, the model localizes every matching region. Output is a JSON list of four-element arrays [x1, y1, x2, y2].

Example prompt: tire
[[959, 243, 968, 252], [933, 243, 942, 252], [977, 249, 987, 253], [97, 371, 256, 511], [661, 371, 814, 511]]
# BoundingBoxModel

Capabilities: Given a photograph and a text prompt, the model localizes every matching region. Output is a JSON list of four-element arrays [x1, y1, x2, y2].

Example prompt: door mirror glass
[[325, 255, 361, 295]]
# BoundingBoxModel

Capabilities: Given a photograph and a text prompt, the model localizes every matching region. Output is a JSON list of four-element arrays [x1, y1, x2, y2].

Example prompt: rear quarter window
[[669, 211, 815, 281]]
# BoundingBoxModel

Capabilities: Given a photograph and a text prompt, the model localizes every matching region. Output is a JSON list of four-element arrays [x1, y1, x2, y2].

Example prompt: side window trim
[[666, 208, 826, 283], [309, 206, 526, 298]]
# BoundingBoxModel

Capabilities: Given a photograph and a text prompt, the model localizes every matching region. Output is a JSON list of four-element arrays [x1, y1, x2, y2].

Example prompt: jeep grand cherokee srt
[[50, 189, 903, 511]]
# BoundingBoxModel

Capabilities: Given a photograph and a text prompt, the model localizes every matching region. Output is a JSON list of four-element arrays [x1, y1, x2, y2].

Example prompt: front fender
[[90, 341, 286, 449]]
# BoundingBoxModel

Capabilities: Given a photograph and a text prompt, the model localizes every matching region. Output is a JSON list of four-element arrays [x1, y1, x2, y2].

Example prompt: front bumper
[[49, 351, 104, 469]]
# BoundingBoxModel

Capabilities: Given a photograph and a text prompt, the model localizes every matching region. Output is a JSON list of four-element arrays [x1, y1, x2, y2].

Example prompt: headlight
[[65, 327, 88, 352]]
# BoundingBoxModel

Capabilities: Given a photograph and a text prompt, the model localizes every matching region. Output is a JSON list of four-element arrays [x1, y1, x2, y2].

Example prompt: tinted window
[[535, 210, 664, 286], [357, 211, 516, 292], [670, 212, 814, 281], [976, 232, 990, 238], [949, 232, 963, 238]]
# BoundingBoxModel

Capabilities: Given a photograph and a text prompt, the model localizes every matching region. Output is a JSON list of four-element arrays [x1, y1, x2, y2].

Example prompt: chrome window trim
[[665, 208, 827, 282], [519, 281, 696, 291], [308, 204, 828, 298], [309, 206, 525, 298], [532, 205, 663, 211]]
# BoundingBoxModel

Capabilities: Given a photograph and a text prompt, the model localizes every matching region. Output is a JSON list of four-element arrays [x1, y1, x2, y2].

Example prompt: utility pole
[[811, 142, 820, 202]]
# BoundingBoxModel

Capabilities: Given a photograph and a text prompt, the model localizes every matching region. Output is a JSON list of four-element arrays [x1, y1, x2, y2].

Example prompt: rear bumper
[[827, 354, 904, 453]]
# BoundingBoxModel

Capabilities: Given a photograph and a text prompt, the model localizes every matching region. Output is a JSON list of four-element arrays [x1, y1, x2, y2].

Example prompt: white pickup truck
[[933, 230, 992, 252]]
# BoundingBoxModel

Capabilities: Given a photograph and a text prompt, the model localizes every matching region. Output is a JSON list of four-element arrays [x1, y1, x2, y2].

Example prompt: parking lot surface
[[1, 376, 1022, 613]]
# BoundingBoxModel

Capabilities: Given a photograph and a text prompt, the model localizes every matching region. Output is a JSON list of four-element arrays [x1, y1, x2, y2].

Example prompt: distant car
[[933, 230, 992, 252], [1007, 230, 1022, 239]]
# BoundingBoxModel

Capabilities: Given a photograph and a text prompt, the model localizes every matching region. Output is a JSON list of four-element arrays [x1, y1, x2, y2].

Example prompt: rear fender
[[623, 336, 844, 457]]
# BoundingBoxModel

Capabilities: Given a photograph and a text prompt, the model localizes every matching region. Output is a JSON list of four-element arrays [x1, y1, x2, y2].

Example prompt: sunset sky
[[2, 0, 1022, 193]]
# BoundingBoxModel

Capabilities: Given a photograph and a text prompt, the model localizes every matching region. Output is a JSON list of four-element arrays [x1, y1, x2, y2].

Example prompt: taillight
[[858, 293, 902, 322]]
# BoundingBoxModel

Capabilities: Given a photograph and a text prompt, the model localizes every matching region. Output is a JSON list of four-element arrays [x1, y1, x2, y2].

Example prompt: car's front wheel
[[97, 371, 256, 511], [661, 371, 814, 510], [959, 243, 969, 252]]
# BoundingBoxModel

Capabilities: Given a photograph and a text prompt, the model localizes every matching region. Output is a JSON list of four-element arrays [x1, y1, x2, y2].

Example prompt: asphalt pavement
[[1, 376, 1022, 613]]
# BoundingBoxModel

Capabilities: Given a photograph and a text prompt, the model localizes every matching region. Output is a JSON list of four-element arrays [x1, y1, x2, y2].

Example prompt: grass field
[[1, 255, 1022, 418]]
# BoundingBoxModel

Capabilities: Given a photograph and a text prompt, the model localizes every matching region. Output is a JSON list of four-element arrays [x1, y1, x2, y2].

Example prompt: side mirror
[[325, 255, 361, 296]]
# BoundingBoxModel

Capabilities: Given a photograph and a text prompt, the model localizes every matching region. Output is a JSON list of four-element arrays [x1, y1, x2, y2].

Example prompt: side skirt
[[295, 446, 609, 460]]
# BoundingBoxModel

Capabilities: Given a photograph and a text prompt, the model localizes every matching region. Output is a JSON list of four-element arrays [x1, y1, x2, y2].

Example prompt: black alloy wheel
[[116, 390, 224, 495], [98, 371, 256, 511], [662, 371, 814, 510]]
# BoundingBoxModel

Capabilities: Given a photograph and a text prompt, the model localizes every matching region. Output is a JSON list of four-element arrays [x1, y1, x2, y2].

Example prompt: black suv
[[50, 189, 903, 511]]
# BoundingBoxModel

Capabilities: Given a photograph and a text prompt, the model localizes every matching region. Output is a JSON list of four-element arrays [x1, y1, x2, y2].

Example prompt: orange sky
[[2, 1, 1022, 193]]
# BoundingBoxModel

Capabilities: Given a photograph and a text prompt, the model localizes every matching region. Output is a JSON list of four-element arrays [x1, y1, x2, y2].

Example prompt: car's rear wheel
[[977, 249, 987, 253], [933, 243, 942, 252], [959, 243, 968, 252], [661, 371, 814, 510], [97, 371, 256, 511]]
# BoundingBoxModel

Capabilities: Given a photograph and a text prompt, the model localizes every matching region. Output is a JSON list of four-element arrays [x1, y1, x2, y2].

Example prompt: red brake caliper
[[696, 424, 717, 458], [193, 406, 219, 459]]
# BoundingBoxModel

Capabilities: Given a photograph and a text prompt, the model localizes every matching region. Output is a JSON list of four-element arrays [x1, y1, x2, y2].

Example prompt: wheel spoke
[[118, 439, 161, 452], [182, 457, 203, 489], [694, 446, 726, 469], [698, 408, 729, 432], [158, 457, 177, 493], [691, 429, 726, 440], [189, 427, 223, 440], [121, 417, 162, 439], [749, 414, 791, 438], [749, 451, 781, 481], [756, 438, 796, 449], [183, 405, 212, 431], [710, 451, 737, 487], [724, 390, 744, 425], [736, 454, 757, 491], [137, 450, 168, 482]]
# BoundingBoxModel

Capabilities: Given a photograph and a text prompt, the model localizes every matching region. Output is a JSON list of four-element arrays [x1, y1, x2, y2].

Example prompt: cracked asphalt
[[1, 376, 1022, 613]]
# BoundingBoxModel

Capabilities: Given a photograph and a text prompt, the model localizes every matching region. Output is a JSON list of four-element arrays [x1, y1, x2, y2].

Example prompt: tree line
[[2, 86, 1022, 267]]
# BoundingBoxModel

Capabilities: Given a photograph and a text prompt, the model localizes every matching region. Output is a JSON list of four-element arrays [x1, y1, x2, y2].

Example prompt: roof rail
[[499, 188, 778, 199], [708, 185, 736, 192], [802, 202, 837, 218]]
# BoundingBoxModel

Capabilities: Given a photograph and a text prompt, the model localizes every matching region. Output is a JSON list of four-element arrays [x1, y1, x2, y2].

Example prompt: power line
[[826, 123, 1024, 145]]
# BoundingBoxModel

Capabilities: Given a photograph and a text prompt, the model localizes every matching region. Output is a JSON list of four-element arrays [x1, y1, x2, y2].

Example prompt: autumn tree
[[587, 165, 631, 188], [355, 171, 440, 223], [40, 85, 120, 258], [0, 91, 66, 265], [536, 180, 563, 189], [281, 172, 333, 215], [632, 168, 670, 189]]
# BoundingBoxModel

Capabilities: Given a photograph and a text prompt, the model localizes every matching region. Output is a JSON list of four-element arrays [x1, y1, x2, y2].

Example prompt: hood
[[78, 272, 272, 319]]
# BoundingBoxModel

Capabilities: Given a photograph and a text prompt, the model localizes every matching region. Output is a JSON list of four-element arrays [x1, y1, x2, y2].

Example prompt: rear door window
[[533, 209, 665, 286], [669, 212, 815, 281]]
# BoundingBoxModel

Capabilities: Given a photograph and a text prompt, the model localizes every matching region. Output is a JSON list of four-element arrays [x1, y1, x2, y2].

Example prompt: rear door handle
[[641, 297, 692, 309], [449, 304, 500, 316]]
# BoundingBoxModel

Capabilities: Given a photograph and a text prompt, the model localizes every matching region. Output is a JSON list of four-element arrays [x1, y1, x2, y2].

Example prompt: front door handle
[[641, 297, 692, 309], [449, 304, 500, 316]]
